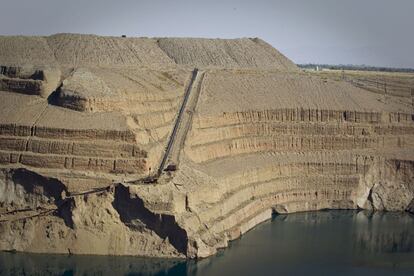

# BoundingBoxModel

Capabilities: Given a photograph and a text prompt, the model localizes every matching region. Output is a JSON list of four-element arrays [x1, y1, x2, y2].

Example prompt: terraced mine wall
[[0, 34, 413, 258]]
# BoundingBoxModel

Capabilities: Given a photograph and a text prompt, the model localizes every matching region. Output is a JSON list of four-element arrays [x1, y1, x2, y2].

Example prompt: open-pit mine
[[0, 34, 413, 258]]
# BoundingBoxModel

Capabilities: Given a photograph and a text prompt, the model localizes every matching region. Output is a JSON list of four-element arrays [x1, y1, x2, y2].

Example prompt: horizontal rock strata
[[0, 34, 413, 258]]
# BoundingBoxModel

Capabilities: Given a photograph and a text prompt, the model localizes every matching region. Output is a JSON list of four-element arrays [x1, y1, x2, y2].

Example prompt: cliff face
[[0, 34, 413, 258]]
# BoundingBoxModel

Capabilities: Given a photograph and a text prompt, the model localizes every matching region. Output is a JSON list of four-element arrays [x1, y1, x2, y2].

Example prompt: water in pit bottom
[[1, 210, 414, 276]]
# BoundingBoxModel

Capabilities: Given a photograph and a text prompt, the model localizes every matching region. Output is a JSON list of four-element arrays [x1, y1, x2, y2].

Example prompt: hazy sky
[[1, 0, 413, 68]]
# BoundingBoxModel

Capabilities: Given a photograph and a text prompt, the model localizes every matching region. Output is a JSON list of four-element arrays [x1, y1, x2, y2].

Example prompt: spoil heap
[[0, 34, 413, 258]]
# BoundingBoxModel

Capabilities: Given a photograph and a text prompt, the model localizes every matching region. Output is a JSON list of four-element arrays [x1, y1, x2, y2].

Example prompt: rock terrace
[[0, 34, 413, 258]]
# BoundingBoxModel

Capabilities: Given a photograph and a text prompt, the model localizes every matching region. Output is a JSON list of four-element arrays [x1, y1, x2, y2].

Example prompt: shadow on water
[[0, 253, 189, 276], [1, 210, 414, 276]]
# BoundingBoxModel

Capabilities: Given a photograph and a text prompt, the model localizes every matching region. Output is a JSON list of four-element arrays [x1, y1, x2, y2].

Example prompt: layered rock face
[[0, 34, 413, 258]]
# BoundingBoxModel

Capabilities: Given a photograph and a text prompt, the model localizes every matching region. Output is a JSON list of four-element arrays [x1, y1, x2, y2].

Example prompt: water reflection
[[352, 212, 414, 254], [1, 211, 413, 276], [0, 253, 187, 276]]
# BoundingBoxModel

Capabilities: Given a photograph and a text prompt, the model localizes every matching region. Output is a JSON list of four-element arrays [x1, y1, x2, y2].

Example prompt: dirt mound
[[0, 36, 58, 67], [46, 34, 175, 68], [157, 37, 298, 70], [0, 34, 297, 70]]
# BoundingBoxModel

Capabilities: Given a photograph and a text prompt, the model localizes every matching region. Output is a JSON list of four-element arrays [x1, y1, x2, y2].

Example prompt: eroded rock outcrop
[[0, 34, 413, 258], [0, 65, 61, 98]]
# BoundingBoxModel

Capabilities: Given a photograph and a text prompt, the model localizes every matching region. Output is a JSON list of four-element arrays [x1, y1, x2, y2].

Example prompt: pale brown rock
[[407, 200, 414, 214], [0, 34, 413, 258]]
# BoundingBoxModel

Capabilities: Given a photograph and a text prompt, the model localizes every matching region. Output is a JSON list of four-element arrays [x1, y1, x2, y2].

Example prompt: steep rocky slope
[[0, 34, 413, 258]]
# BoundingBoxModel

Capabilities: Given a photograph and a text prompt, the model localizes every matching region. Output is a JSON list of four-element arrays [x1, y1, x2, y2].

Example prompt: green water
[[1, 211, 414, 275]]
